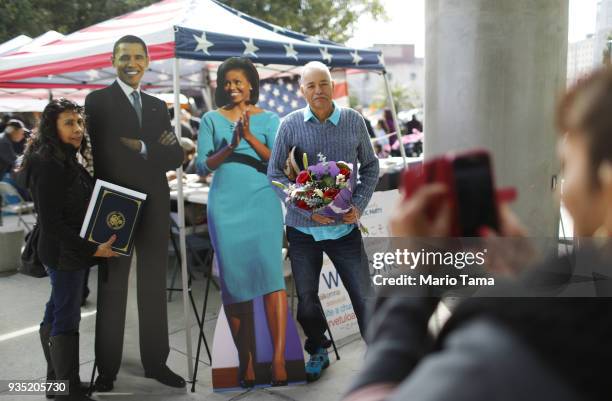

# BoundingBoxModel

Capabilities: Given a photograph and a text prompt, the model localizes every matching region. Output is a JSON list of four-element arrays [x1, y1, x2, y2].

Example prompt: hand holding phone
[[401, 150, 503, 237], [390, 183, 452, 237]]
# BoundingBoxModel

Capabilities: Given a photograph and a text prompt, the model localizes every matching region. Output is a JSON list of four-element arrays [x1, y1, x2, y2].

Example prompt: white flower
[[336, 174, 346, 185], [314, 189, 324, 198]]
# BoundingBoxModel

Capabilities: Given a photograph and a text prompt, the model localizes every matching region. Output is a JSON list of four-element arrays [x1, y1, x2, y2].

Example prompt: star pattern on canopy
[[284, 43, 298, 60], [242, 37, 259, 57], [193, 32, 214, 55], [351, 50, 363, 66], [319, 46, 332, 63]]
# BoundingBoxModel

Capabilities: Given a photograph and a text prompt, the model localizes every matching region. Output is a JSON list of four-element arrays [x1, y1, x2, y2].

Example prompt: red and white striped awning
[[0, 0, 383, 91]]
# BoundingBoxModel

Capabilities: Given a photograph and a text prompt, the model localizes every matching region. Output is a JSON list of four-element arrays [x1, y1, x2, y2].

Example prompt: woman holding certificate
[[20, 99, 117, 401], [196, 57, 288, 387]]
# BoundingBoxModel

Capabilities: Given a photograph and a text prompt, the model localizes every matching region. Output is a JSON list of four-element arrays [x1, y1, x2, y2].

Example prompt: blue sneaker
[[305, 347, 330, 382]]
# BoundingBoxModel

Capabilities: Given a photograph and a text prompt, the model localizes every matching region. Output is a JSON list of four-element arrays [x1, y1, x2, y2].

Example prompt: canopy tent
[[0, 0, 406, 382], [0, 35, 31, 56], [0, 89, 84, 112], [0, 32, 71, 111], [0, 31, 64, 57], [0, 90, 193, 113], [11, 31, 65, 54], [0, 0, 383, 88]]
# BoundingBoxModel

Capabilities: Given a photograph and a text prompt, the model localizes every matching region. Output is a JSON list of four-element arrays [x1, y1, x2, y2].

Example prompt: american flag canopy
[[259, 76, 306, 117], [258, 72, 349, 117], [175, 26, 384, 70]]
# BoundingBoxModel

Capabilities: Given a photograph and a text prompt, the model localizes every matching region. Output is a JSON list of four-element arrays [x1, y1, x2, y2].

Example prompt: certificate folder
[[80, 179, 147, 256]]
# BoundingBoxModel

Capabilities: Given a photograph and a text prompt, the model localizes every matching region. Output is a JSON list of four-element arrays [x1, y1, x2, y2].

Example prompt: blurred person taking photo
[[343, 68, 612, 401]]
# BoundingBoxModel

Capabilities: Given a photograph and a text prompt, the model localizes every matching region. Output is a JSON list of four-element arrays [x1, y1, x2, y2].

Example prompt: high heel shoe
[[239, 379, 255, 388], [270, 365, 288, 387], [271, 378, 288, 387]]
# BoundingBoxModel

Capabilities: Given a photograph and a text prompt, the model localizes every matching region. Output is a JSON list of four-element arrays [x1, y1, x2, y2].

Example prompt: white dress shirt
[[115, 78, 147, 157]]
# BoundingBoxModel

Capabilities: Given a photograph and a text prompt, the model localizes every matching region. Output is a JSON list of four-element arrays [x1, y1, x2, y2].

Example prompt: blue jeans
[[286, 226, 373, 355], [42, 266, 87, 336]]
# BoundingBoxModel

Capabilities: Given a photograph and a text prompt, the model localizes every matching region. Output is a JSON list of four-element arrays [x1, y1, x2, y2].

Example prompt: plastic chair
[[0, 182, 35, 231]]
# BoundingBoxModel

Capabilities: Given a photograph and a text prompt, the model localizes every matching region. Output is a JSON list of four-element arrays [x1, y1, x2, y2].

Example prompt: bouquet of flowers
[[273, 152, 354, 218]]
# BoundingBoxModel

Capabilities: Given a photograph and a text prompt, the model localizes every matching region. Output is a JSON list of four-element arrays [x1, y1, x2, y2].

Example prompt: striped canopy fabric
[[0, 0, 384, 91]]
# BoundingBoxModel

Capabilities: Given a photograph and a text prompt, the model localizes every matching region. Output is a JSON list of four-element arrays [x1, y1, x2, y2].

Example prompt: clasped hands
[[119, 129, 178, 152], [312, 206, 360, 225], [229, 109, 254, 149]]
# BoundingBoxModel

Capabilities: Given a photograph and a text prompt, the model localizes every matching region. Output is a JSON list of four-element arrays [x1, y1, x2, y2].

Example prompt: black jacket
[[27, 150, 99, 271], [84, 82, 183, 196], [0, 133, 17, 177]]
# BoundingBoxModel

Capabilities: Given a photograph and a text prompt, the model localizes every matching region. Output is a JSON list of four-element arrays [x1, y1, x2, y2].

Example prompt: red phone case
[[401, 149, 501, 236]]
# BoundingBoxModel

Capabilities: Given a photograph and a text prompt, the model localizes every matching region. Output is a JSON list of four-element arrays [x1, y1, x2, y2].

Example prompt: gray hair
[[300, 61, 332, 85]]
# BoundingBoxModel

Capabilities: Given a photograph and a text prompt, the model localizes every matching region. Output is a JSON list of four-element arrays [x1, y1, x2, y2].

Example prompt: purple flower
[[327, 161, 340, 177], [308, 162, 328, 178]]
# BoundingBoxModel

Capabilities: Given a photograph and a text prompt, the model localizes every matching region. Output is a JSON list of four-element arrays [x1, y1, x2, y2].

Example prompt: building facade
[[347, 44, 424, 111], [567, 34, 595, 84]]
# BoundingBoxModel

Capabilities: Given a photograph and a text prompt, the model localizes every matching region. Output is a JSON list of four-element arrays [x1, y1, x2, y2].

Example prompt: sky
[[347, 0, 598, 58]]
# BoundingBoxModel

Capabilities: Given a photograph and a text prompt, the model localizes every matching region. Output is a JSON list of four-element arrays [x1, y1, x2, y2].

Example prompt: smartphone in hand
[[402, 149, 500, 237]]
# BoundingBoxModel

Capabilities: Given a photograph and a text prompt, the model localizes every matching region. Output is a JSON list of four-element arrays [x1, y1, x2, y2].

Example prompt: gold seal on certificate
[[106, 211, 126, 230], [80, 180, 147, 256]]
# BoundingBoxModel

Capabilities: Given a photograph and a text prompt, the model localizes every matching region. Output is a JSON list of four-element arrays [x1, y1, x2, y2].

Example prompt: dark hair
[[113, 35, 148, 58], [21, 98, 87, 170], [557, 67, 612, 188], [377, 119, 390, 133], [215, 57, 260, 107]]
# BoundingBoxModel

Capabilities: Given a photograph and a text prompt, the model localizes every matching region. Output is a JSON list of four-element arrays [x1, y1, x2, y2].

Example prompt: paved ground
[[0, 213, 366, 401]]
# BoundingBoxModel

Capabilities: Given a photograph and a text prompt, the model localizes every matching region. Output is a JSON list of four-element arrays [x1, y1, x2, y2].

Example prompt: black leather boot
[[39, 324, 56, 399], [49, 334, 93, 401]]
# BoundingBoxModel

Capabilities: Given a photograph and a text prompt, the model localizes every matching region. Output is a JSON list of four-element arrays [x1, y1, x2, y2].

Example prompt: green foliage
[[220, 0, 386, 43], [0, 0, 385, 45], [371, 83, 422, 112], [0, 0, 158, 43], [322, 175, 335, 187]]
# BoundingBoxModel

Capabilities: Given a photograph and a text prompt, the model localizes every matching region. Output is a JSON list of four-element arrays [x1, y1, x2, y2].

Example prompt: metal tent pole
[[173, 57, 194, 379], [382, 70, 407, 167]]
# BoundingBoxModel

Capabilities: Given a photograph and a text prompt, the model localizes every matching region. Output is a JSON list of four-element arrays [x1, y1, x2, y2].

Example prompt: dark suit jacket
[[84, 81, 183, 196]]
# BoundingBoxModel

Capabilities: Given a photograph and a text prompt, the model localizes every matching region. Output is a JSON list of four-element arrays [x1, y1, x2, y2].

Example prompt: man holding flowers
[[268, 61, 379, 382]]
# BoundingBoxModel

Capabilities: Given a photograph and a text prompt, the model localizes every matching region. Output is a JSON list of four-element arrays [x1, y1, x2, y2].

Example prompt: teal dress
[[196, 110, 284, 304]]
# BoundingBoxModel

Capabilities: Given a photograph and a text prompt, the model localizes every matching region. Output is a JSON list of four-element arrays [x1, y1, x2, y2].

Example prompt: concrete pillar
[[425, 0, 568, 237]]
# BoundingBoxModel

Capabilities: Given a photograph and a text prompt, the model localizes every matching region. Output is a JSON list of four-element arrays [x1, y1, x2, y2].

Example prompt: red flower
[[296, 200, 311, 210], [324, 188, 339, 199], [296, 171, 311, 184], [339, 168, 351, 178]]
